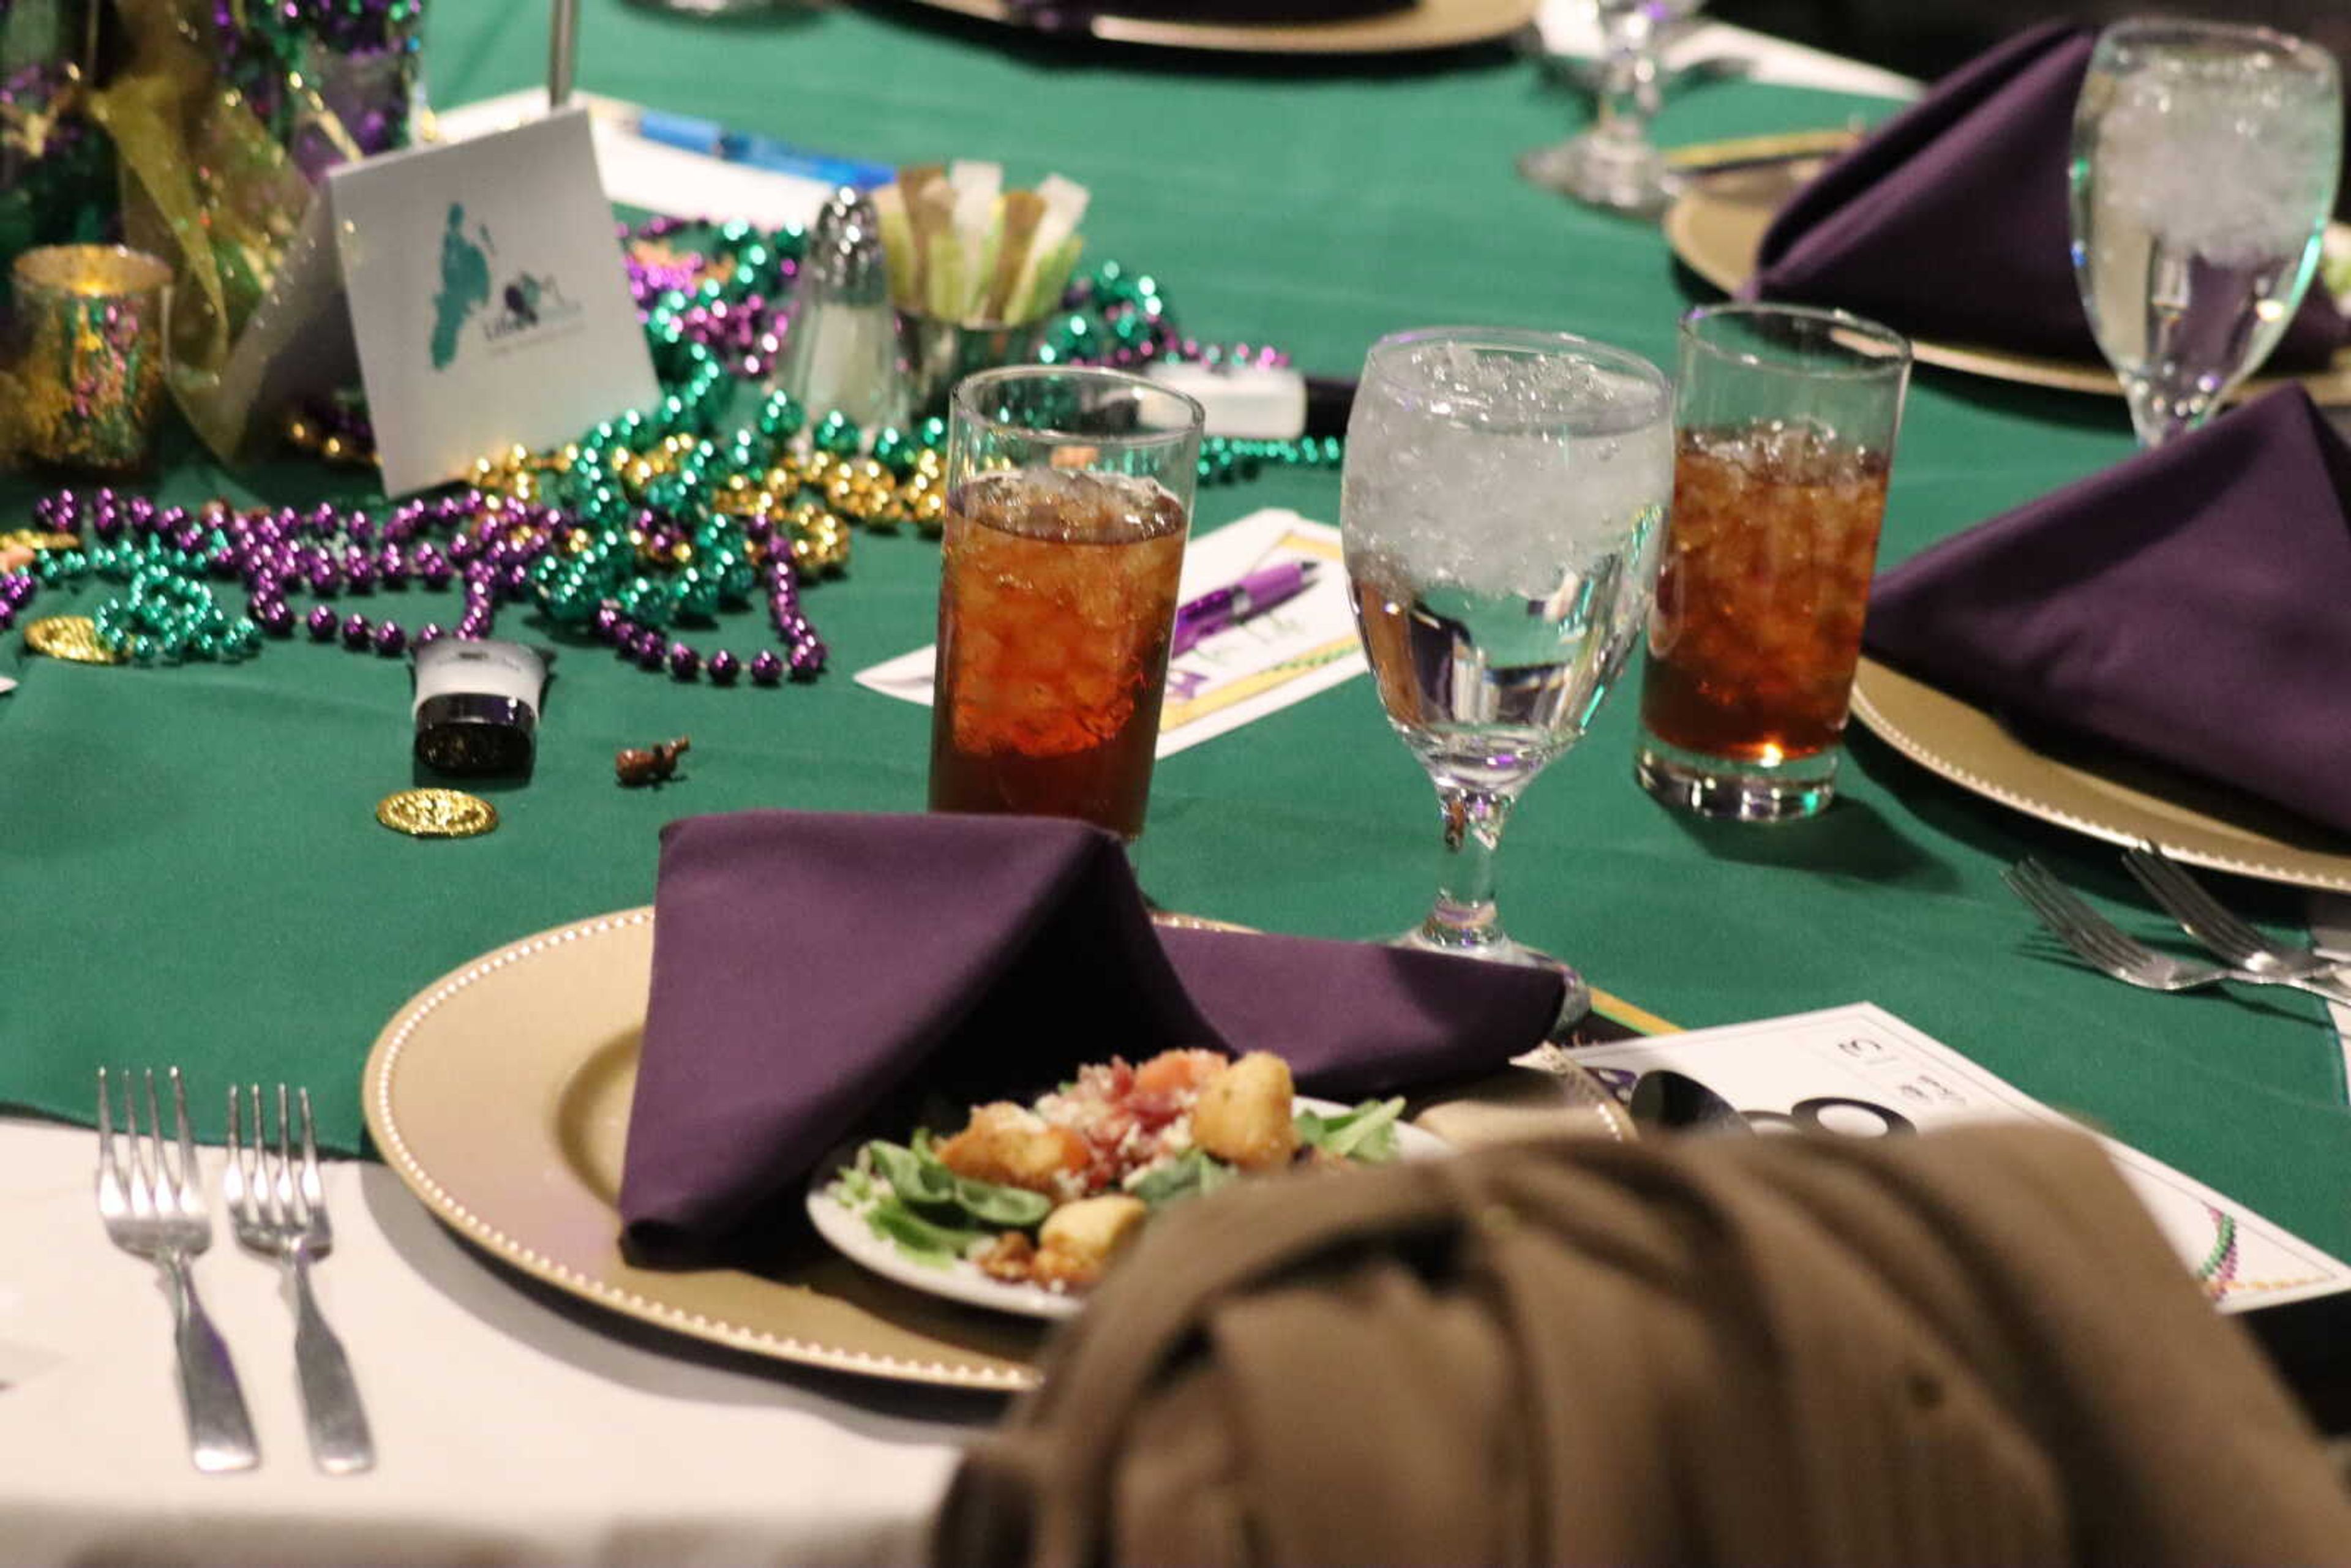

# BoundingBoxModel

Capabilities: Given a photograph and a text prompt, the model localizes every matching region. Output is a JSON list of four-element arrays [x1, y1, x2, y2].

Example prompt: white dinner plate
[[806, 1098, 1451, 1320]]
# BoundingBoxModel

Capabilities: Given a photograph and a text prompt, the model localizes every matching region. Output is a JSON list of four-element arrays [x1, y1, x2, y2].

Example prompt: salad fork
[[2005, 859, 2351, 1004], [225, 1084, 375, 1474], [96, 1067, 260, 1473], [2121, 846, 2351, 997]]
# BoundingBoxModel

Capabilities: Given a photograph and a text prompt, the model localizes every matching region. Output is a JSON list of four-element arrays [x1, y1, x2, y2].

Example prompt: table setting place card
[[857, 508, 1368, 757], [324, 107, 661, 496], [1575, 1002, 2351, 1313]]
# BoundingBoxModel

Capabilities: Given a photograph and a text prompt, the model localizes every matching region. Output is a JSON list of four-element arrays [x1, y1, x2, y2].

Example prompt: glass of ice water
[[1341, 327, 1673, 1021], [2070, 20, 2342, 448], [1520, 0, 1706, 216]]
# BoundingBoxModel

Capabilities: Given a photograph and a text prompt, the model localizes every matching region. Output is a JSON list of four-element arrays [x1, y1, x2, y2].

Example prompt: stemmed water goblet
[[1520, 0, 1705, 217], [2069, 19, 2342, 448], [1340, 326, 1674, 1025]]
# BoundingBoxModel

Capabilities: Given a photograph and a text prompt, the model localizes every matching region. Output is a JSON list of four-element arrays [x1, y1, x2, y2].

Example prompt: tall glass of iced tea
[[929, 366, 1205, 841], [1635, 304, 1910, 822]]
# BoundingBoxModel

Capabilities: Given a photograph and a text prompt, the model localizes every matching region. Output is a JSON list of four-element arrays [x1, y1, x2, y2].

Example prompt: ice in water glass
[[1341, 327, 1673, 1022], [2070, 19, 2342, 448]]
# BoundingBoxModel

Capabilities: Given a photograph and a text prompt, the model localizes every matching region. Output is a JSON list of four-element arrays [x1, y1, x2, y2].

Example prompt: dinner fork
[[2005, 859, 2351, 1004], [2121, 846, 2351, 997], [96, 1067, 260, 1473], [225, 1084, 375, 1474]]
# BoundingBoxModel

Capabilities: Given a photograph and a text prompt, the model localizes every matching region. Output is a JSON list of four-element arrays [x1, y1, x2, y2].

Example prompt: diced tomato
[[1125, 1090, 1183, 1131], [1073, 1058, 1135, 1101], [1088, 1107, 1138, 1152], [1133, 1048, 1228, 1098]]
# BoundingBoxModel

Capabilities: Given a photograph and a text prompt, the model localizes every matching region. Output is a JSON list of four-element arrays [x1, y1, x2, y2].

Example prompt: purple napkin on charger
[[617, 810, 1567, 1268], [1750, 22, 2345, 371], [1862, 386, 2351, 836]]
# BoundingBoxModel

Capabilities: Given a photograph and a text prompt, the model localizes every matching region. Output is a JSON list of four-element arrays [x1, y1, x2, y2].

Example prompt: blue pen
[[636, 108, 894, 190]]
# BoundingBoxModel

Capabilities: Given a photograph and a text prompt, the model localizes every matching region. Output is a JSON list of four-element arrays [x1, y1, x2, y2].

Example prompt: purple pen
[[1170, 560, 1319, 658]]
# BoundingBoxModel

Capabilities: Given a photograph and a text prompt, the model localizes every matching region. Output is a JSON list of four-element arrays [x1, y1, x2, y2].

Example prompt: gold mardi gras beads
[[24, 614, 124, 664], [785, 501, 852, 574], [0, 529, 83, 553]]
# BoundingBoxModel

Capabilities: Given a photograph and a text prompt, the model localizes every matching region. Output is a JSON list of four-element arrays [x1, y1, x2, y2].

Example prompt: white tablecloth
[[0, 1116, 973, 1567]]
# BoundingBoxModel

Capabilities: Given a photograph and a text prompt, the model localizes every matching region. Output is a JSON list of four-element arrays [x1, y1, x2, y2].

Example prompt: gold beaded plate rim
[[375, 787, 500, 839], [899, 0, 1532, 55], [362, 907, 1648, 1390], [1851, 659, 2351, 893]]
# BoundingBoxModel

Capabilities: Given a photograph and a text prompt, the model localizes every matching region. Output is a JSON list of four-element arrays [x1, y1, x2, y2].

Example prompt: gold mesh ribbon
[[87, 0, 356, 460]]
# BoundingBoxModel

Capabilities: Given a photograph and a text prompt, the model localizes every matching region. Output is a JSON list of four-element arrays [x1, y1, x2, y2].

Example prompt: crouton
[[1032, 1194, 1150, 1288], [934, 1102, 1088, 1194], [1191, 1051, 1299, 1171]]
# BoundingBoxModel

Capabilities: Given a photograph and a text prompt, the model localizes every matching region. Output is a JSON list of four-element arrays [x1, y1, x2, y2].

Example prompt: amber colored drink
[[1639, 423, 1891, 765], [928, 468, 1188, 839]]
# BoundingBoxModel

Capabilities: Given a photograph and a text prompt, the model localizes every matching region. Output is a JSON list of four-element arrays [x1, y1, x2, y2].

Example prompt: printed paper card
[[1565, 1003, 2351, 1312], [330, 108, 659, 495], [856, 508, 1368, 757]]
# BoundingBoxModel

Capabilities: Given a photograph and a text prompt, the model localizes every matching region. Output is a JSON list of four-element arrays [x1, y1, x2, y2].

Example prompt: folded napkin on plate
[[1863, 385, 2351, 835], [1750, 21, 2345, 370], [935, 1125, 2351, 1566], [617, 810, 1566, 1268]]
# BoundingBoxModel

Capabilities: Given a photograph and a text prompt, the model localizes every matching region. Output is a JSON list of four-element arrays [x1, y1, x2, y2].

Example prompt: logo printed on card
[[430, 201, 583, 370], [485, 271, 581, 349], [430, 203, 493, 370]]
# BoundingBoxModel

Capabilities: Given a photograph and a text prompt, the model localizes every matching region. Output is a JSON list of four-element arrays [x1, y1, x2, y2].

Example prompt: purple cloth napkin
[[1751, 22, 2345, 372], [1862, 386, 2351, 836], [617, 810, 1567, 1267]]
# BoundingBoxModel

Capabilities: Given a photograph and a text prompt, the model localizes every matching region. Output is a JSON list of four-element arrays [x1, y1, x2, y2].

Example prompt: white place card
[[1569, 1003, 2351, 1313], [857, 508, 1368, 757], [330, 108, 659, 496]]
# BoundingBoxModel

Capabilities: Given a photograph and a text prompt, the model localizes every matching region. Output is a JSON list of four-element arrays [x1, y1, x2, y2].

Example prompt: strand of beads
[[1040, 261, 1344, 486], [16, 486, 827, 685]]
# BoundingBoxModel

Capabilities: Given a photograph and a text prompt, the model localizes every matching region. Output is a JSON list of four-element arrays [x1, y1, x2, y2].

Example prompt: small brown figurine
[[615, 736, 691, 787]]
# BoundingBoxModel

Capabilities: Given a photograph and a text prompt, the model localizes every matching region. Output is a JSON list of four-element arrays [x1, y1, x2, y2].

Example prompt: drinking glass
[[1633, 304, 1910, 822], [1519, 0, 1704, 216], [2069, 19, 2342, 448], [928, 366, 1205, 842], [1341, 327, 1673, 1019]]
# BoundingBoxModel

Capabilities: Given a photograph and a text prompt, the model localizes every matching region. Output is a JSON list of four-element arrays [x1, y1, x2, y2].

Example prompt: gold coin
[[24, 615, 124, 664], [375, 788, 499, 839]]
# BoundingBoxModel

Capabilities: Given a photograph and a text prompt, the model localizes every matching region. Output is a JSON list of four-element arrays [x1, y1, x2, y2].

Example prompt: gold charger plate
[[364, 906, 1643, 1391], [895, 0, 1532, 55], [1660, 135, 2351, 405], [1850, 658, 2351, 893]]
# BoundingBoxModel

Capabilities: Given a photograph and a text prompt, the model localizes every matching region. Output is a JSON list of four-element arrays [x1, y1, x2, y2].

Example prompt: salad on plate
[[818, 1049, 1415, 1305]]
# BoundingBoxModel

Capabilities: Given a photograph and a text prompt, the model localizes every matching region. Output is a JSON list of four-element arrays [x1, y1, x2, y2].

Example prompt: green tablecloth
[[6, 0, 2345, 1262]]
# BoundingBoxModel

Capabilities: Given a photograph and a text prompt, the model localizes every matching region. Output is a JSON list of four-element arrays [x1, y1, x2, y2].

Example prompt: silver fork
[[95, 1067, 260, 1473], [225, 1084, 375, 1474], [2121, 845, 2351, 996], [2006, 859, 2351, 1004]]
